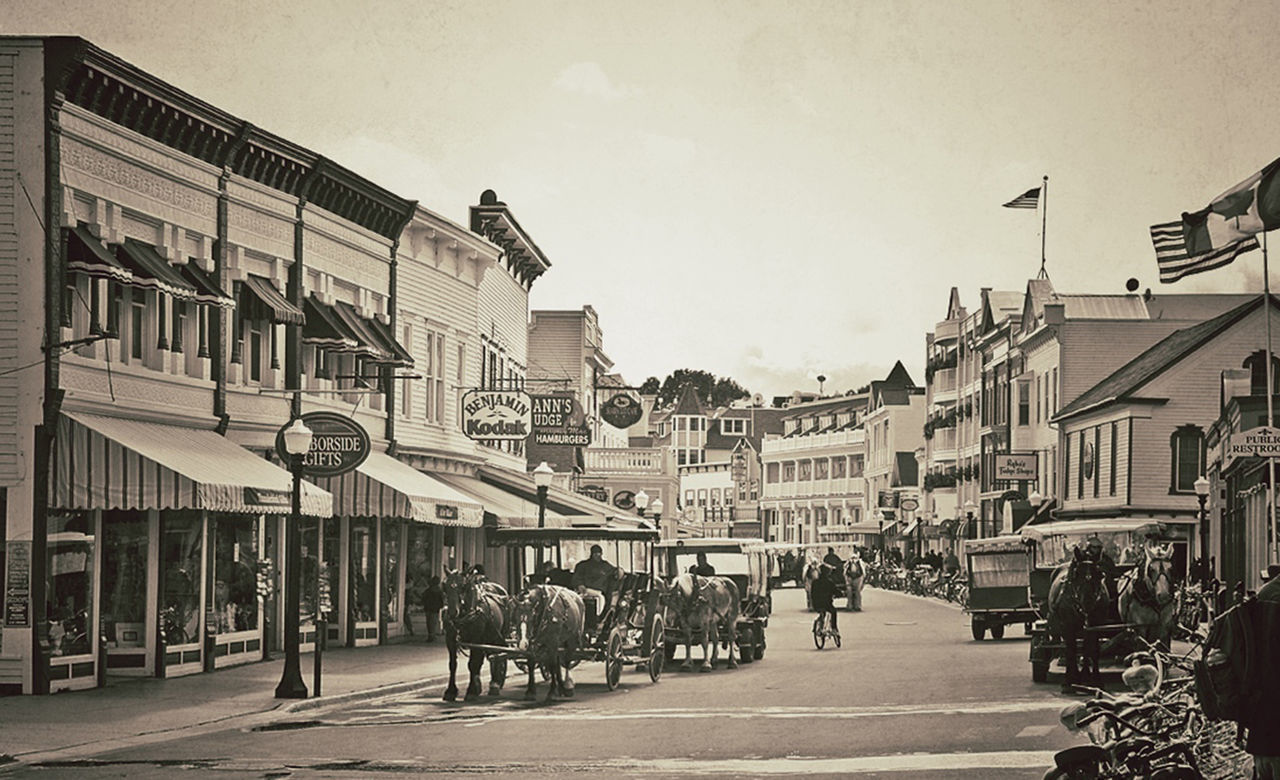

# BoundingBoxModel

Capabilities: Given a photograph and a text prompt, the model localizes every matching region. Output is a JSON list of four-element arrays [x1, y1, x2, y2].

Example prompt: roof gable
[[945, 287, 964, 320], [672, 384, 705, 416]]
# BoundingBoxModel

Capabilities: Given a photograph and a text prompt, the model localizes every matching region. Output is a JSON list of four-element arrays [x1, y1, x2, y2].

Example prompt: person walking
[[423, 574, 445, 642]]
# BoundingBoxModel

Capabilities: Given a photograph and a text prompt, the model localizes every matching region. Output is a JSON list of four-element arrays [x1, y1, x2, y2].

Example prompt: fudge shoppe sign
[[530, 394, 591, 446], [461, 390, 533, 441]]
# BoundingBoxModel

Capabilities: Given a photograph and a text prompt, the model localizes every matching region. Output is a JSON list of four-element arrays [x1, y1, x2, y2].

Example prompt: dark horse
[[1046, 549, 1110, 693], [513, 584, 585, 702], [441, 568, 511, 702]]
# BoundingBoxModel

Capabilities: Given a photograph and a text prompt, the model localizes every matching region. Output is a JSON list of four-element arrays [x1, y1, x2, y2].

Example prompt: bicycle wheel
[[813, 617, 826, 649], [833, 629, 841, 648]]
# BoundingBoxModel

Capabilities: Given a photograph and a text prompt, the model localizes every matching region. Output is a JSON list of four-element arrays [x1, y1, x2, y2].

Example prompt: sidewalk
[[0, 637, 454, 767]]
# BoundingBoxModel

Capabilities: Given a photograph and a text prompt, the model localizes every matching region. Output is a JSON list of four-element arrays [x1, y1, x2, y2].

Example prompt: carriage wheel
[[754, 633, 766, 660], [647, 614, 665, 682], [971, 618, 986, 641], [737, 624, 755, 664], [605, 627, 625, 691], [990, 623, 1006, 640]]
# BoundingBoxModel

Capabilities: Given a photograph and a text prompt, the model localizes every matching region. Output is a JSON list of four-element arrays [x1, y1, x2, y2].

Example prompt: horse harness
[[1123, 554, 1174, 612], [523, 586, 571, 652]]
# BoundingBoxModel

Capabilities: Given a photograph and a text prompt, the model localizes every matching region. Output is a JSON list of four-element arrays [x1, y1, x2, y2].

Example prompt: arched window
[[1242, 350, 1280, 395], [1169, 424, 1204, 493]]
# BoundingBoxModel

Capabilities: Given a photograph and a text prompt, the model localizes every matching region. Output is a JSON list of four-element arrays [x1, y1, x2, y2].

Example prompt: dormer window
[[722, 418, 747, 436]]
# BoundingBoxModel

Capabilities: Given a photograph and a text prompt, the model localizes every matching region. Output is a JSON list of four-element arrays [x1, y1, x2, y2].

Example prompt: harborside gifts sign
[[462, 390, 532, 441], [1224, 426, 1280, 470], [276, 411, 372, 478]]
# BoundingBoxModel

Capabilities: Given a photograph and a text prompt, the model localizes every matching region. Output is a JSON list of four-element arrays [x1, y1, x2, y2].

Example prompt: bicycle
[[813, 609, 841, 649]]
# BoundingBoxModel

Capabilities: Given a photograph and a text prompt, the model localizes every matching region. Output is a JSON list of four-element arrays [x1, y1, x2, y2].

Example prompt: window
[[1110, 422, 1118, 497], [423, 329, 446, 424], [131, 300, 145, 361], [815, 458, 829, 480], [1077, 430, 1086, 500], [401, 325, 413, 418], [832, 457, 846, 479], [248, 322, 263, 383], [456, 343, 466, 425], [697, 489, 708, 507], [798, 460, 812, 481], [684, 490, 694, 507], [849, 455, 864, 478], [435, 334, 446, 423], [678, 450, 687, 466], [722, 418, 746, 435], [1018, 382, 1030, 426], [1035, 375, 1041, 424], [710, 488, 720, 506], [1063, 435, 1070, 501], [766, 463, 780, 483], [783, 462, 796, 482], [1093, 426, 1101, 498], [1170, 425, 1205, 493], [1052, 368, 1058, 414]]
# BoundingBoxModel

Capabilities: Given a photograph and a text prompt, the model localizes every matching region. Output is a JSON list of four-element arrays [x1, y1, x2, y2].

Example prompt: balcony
[[762, 476, 865, 501], [933, 320, 959, 341], [761, 427, 864, 456], [931, 368, 957, 401], [583, 447, 668, 475], [930, 427, 958, 458]]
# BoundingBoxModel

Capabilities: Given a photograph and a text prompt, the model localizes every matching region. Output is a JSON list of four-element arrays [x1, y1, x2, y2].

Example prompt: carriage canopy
[[1019, 518, 1170, 570]]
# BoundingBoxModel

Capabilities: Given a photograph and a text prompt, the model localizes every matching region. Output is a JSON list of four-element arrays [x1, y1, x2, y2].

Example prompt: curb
[[282, 673, 451, 713]]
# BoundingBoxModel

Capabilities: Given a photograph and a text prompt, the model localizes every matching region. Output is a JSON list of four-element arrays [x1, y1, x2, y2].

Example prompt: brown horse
[[1046, 549, 1110, 692], [665, 572, 740, 672], [1118, 542, 1176, 651], [844, 556, 866, 612], [513, 584, 585, 702], [441, 569, 511, 702]]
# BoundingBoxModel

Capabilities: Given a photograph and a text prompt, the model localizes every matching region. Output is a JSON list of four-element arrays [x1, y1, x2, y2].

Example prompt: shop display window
[[381, 519, 400, 625], [46, 511, 95, 657], [300, 518, 320, 621], [212, 515, 259, 633], [350, 520, 377, 622], [405, 526, 434, 626], [322, 518, 340, 622], [101, 511, 148, 648], [161, 511, 202, 646]]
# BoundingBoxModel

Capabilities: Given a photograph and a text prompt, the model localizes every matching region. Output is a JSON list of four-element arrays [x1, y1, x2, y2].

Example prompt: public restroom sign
[[461, 390, 532, 441], [275, 411, 371, 478], [1224, 426, 1280, 470]]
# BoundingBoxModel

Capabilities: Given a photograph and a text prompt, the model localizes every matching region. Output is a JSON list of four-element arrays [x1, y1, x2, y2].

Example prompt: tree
[[639, 376, 661, 395], [652, 369, 752, 408], [712, 376, 750, 407]]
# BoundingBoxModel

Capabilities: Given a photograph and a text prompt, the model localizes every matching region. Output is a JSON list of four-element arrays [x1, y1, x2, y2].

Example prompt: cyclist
[[811, 563, 839, 638]]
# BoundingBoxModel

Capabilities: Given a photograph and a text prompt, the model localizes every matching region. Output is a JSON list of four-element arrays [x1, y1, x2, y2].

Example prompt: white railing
[[583, 447, 667, 474], [931, 427, 958, 453], [761, 428, 864, 456], [932, 368, 957, 394], [762, 476, 865, 501]]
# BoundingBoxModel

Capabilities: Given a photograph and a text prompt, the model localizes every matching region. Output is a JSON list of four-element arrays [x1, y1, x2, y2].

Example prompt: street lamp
[[275, 417, 313, 699], [635, 489, 650, 518], [1194, 475, 1211, 589], [533, 461, 553, 529], [964, 500, 977, 541], [1029, 490, 1042, 506], [650, 497, 663, 527]]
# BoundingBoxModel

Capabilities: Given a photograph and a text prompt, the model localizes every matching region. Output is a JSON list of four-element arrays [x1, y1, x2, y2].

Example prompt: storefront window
[[212, 515, 259, 633], [322, 518, 339, 622], [381, 519, 401, 625], [161, 511, 202, 646], [46, 511, 94, 657], [101, 511, 148, 649], [405, 526, 433, 631], [350, 520, 377, 622], [300, 518, 320, 622]]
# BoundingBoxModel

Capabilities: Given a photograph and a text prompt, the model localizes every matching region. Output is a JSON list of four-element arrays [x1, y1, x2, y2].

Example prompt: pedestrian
[[1242, 564, 1280, 778], [424, 574, 445, 642]]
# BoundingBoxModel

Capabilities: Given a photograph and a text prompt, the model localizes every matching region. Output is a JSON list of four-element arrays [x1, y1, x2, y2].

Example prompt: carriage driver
[[573, 544, 622, 632], [1082, 535, 1120, 618]]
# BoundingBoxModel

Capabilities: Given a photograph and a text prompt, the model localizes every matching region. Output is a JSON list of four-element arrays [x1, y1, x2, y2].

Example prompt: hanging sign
[[600, 392, 643, 429], [1224, 426, 1280, 470], [613, 490, 636, 510], [993, 453, 1038, 482], [531, 394, 591, 446], [899, 497, 919, 512], [275, 411, 372, 477], [461, 390, 532, 441]]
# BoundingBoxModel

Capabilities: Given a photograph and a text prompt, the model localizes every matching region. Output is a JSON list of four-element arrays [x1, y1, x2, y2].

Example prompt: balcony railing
[[762, 476, 865, 501], [931, 368, 957, 395], [761, 428, 864, 455], [583, 447, 668, 474]]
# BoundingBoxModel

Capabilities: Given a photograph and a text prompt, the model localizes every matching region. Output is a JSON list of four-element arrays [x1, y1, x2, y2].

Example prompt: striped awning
[[117, 239, 200, 301], [67, 225, 132, 283], [308, 452, 483, 527], [241, 275, 305, 325], [54, 412, 332, 516]]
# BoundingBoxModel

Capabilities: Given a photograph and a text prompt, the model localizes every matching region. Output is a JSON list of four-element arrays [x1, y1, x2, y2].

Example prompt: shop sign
[[4, 541, 31, 628], [1224, 426, 1280, 470], [613, 490, 636, 510], [243, 487, 291, 507], [577, 484, 609, 502], [899, 497, 919, 512], [275, 412, 372, 478], [531, 395, 592, 446], [461, 390, 532, 441], [435, 504, 458, 521], [600, 392, 643, 429], [878, 490, 898, 509], [993, 453, 1038, 482]]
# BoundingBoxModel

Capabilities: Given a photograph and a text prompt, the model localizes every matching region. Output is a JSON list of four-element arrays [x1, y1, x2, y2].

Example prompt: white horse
[[1118, 542, 1176, 651]]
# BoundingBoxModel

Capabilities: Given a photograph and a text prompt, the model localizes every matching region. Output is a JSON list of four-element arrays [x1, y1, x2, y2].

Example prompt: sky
[[12, 0, 1280, 400]]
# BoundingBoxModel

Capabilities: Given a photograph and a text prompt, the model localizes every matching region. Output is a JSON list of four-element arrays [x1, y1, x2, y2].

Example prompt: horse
[[1118, 541, 1176, 652], [441, 568, 511, 702], [664, 572, 740, 672], [1045, 549, 1110, 692], [512, 584, 585, 702], [844, 556, 866, 612]]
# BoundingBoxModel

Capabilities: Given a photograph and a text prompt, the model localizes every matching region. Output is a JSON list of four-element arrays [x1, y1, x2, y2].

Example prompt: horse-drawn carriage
[[963, 534, 1039, 641], [443, 522, 665, 702], [1021, 518, 1185, 686], [655, 538, 772, 668]]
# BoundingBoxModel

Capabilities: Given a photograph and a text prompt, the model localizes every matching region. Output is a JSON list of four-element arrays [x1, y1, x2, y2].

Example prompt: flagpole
[[1039, 175, 1048, 278], [1267, 230, 1278, 566]]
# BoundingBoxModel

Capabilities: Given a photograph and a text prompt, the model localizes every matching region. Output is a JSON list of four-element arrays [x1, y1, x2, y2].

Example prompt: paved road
[[10, 586, 1084, 778]]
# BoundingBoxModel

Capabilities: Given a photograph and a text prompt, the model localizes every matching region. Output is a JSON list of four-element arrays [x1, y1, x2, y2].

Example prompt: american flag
[[1150, 221, 1258, 283], [1002, 187, 1040, 209]]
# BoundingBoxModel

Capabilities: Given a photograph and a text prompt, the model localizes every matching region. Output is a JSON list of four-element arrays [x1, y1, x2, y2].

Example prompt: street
[[8, 586, 1084, 779]]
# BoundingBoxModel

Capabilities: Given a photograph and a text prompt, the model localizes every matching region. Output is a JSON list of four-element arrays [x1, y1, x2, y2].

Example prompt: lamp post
[[650, 497, 663, 530], [635, 489, 650, 519], [1195, 475, 1211, 590], [533, 461, 553, 528], [275, 417, 313, 699], [964, 500, 977, 541]]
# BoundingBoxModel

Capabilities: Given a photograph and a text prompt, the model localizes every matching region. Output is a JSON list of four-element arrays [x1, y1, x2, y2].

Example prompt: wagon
[[462, 522, 666, 690], [962, 534, 1040, 641], [655, 538, 772, 663], [1020, 518, 1183, 683]]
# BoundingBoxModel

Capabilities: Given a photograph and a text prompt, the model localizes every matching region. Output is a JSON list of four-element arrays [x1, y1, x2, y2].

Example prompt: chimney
[[1221, 368, 1251, 408], [1044, 302, 1065, 326]]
